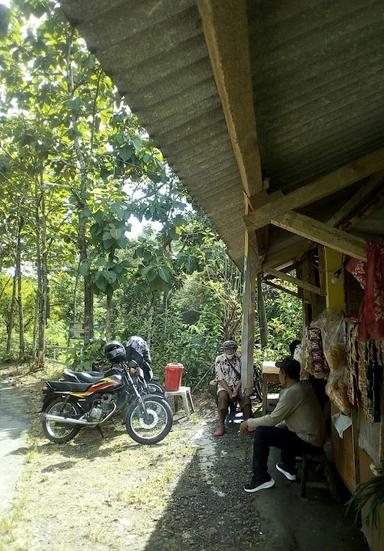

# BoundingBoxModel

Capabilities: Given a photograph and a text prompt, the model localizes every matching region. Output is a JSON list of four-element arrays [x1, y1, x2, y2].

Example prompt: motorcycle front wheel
[[125, 394, 173, 445], [42, 398, 81, 444]]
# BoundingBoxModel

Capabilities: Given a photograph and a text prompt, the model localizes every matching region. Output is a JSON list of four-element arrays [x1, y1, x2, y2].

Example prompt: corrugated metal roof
[[60, 0, 384, 268], [248, 0, 384, 192], [61, 0, 246, 268]]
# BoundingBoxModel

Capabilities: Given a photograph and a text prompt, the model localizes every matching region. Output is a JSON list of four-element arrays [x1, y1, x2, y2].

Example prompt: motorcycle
[[63, 361, 165, 397], [41, 360, 173, 446]]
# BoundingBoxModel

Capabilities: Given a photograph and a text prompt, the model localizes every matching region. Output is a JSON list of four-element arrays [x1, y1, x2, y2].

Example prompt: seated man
[[213, 340, 252, 436], [240, 357, 326, 493]]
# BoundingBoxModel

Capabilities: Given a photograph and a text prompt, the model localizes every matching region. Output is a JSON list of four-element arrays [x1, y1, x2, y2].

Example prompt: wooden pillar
[[324, 247, 359, 490], [324, 248, 345, 311], [257, 273, 268, 348], [241, 231, 257, 395]]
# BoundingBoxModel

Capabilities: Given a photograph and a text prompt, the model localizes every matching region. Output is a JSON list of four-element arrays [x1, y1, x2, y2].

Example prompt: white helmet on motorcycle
[[104, 341, 126, 363]]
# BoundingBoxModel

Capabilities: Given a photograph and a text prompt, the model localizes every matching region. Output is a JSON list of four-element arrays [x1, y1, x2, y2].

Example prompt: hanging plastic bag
[[315, 310, 347, 372]]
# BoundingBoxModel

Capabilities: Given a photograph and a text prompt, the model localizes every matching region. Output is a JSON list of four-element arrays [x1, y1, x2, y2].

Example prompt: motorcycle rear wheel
[[147, 382, 165, 396], [125, 394, 173, 445], [42, 398, 81, 444]]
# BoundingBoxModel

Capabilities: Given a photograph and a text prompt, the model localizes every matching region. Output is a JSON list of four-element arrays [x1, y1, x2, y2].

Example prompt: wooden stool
[[300, 452, 340, 501], [164, 386, 195, 416]]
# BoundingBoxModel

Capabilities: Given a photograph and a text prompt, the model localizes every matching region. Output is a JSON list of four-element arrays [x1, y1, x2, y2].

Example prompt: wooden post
[[241, 231, 257, 395], [324, 247, 359, 489], [257, 273, 268, 348], [324, 248, 345, 311]]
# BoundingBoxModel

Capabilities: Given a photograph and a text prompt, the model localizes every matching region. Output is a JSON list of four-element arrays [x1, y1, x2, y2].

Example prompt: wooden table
[[262, 361, 281, 414]]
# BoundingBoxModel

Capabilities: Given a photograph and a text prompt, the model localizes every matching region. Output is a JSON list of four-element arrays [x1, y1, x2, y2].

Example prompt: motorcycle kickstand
[[96, 425, 104, 439]]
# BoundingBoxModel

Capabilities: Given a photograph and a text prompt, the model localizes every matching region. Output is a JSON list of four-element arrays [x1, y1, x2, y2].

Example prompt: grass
[[0, 363, 205, 551]]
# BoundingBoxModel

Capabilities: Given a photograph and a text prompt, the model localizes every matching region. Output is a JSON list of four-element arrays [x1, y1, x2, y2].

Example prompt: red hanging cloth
[[354, 241, 384, 341]]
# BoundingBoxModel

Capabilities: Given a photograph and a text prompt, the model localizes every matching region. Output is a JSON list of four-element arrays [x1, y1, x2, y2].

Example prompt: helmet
[[104, 341, 126, 363], [223, 340, 237, 350]]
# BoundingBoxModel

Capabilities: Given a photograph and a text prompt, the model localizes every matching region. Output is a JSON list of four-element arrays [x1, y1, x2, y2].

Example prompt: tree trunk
[[162, 291, 169, 337], [0, 275, 11, 302], [105, 250, 115, 340], [105, 289, 113, 340], [34, 175, 47, 370], [257, 273, 268, 348], [79, 219, 94, 342], [16, 219, 25, 362], [32, 288, 39, 362], [45, 269, 50, 320], [5, 266, 17, 356], [146, 296, 155, 347], [67, 261, 81, 346], [66, 30, 94, 342]]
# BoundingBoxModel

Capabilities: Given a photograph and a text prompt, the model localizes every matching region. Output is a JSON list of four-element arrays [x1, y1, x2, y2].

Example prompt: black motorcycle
[[63, 362, 165, 397], [63, 339, 165, 398], [41, 359, 173, 446]]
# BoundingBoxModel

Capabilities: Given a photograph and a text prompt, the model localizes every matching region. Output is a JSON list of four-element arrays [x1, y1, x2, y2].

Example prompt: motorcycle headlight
[[129, 367, 137, 375]]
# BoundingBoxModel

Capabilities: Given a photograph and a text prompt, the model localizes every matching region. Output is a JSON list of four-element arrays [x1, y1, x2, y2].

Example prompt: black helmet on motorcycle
[[104, 341, 126, 363]]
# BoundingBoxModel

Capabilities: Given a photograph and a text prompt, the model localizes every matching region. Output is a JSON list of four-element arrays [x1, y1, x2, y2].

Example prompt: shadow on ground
[[143, 421, 368, 551]]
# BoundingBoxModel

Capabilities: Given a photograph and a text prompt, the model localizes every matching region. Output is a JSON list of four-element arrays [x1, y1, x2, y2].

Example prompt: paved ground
[[0, 377, 29, 517]]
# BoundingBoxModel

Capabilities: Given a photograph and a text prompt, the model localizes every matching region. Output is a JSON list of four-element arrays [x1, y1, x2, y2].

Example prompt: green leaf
[[115, 132, 125, 145], [132, 137, 142, 151], [79, 260, 90, 276], [103, 270, 117, 284], [110, 203, 126, 220], [114, 237, 126, 248], [159, 266, 171, 283], [119, 145, 132, 161], [109, 226, 123, 240], [94, 272, 106, 292]]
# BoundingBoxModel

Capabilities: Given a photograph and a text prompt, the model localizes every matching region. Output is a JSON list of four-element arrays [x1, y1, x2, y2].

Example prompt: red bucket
[[164, 363, 184, 391]]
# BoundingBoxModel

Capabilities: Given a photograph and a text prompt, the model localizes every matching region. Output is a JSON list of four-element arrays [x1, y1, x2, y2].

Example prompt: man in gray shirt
[[240, 357, 326, 493]]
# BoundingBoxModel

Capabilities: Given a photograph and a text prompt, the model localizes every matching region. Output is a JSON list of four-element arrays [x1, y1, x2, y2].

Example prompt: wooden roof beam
[[266, 268, 324, 296], [197, 0, 262, 199], [245, 147, 384, 230], [327, 171, 384, 227], [263, 278, 300, 298], [263, 240, 313, 271], [271, 211, 367, 261]]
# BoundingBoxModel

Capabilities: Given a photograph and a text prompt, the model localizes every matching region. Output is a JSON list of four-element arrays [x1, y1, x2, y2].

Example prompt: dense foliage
[[0, 0, 303, 383]]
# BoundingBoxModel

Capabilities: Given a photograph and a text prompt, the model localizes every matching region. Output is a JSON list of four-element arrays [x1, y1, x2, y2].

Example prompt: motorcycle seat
[[64, 369, 105, 383], [47, 380, 92, 392]]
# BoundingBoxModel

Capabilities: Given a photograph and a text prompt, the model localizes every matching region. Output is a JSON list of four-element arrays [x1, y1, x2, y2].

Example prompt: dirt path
[[146, 423, 367, 551], [0, 368, 368, 551], [0, 377, 29, 519]]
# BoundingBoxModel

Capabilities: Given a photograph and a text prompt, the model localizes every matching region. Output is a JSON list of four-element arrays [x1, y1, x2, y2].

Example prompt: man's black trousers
[[252, 426, 322, 482]]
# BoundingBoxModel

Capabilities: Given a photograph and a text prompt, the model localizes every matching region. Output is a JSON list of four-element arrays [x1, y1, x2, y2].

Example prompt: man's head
[[223, 340, 237, 359], [275, 356, 301, 387]]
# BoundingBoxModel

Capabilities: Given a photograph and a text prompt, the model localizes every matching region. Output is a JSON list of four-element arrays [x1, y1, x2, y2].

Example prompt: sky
[[127, 215, 162, 239]]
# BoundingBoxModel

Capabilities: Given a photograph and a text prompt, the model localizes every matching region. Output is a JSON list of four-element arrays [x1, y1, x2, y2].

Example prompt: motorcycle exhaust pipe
[[41, 413, 98, 427], [42, 404, 116, 427]]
